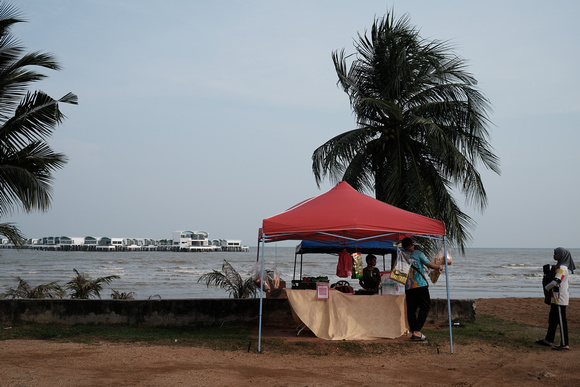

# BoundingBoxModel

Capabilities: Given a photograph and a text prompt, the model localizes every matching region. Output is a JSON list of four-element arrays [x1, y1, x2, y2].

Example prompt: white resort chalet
[[0, 230, 249, 252]]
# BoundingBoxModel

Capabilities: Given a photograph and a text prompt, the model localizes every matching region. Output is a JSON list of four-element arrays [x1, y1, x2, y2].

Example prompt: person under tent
[[359, 254, 381, 294]]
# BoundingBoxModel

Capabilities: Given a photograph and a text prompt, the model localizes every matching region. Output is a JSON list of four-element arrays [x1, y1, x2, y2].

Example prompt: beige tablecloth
[[286, 289, 408, 340]]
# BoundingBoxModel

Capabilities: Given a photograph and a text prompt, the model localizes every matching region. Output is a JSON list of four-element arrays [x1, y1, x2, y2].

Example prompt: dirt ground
[[1, 298, 579, 386]]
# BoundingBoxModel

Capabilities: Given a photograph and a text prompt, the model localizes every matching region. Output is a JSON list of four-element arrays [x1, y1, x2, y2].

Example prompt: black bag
[[331, 281, 354, 294], [542, 264, 557, 305]]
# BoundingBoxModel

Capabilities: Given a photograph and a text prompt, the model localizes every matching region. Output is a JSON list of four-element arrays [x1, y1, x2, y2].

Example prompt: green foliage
[[312, 10, 500, 252], [2, 271, 124, 299], [2, 277, 65, 299], [110, 289, 136, 300], [0, 1, 77, 244], [0, 223, 25, 247], [66, 269, 120, 299], [0, 323, 253, 351], [1, 313, 579, 355], [198, 260, 257, 299]]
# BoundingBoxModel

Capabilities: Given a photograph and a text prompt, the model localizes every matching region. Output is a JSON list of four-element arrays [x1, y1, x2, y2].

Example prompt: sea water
[[0, 247, 578, 300]]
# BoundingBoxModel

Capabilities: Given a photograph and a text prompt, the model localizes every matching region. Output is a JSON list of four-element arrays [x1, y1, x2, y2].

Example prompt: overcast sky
[[5, 0, 579, 249]]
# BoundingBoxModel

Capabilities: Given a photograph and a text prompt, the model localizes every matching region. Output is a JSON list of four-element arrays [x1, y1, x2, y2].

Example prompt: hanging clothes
[[336, 249, 352, 278]]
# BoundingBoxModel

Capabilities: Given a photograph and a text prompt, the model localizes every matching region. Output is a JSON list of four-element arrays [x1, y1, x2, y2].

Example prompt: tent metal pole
[[443, 236, 453, 353], [293, 254, 296, 280], [257, 238, 266, 353]]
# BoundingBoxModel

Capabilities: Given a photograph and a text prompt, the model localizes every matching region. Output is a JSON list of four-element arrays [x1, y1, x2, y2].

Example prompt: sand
[[1, 298, 579, 386]]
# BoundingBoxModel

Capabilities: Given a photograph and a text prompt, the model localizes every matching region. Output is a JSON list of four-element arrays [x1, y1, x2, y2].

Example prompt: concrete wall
[[0, 298, 475, 327]]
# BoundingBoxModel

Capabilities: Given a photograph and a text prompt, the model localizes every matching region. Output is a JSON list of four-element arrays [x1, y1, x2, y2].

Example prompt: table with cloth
[[286, 288, 408, 340]]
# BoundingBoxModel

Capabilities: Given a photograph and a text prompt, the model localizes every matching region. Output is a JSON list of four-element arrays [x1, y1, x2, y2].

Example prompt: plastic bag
[[250, 260, 270, 291], [351, 252, 363, 279], [433, 246, 452, 266], [270, 266, 281, 290], [427, 267, 441, 284], [428, 246, 450, 284], [390, 249, 412, 284], [380, 272, 404, 295], [427, 246, 452, 284]]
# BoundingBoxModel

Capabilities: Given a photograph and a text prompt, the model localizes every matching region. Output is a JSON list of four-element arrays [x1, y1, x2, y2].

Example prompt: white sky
[[5, 0, 579, 248]]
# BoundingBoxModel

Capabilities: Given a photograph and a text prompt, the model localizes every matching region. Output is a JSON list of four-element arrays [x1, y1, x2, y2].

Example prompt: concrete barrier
[[0, 298, 475, 327]]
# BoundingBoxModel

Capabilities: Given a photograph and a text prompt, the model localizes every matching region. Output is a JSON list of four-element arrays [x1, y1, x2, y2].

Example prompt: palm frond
[[0, 3, 76, 239], [0, 141, 67, 216], [0, 91, 77, 149], [313, 9, 500, 251], [2, 276, 64, 299], [66, 269, 119, 299], [198, 260, 257, 299], [0, 222, 25, 246]]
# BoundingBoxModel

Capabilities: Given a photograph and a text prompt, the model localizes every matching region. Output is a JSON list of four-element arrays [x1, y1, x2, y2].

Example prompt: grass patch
[[0, 323, 253, 351], [422, 316, 580, 351], [1, 315, 578, 355]]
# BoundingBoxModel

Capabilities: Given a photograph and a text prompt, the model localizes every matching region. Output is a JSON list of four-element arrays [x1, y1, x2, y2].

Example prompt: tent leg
[[443, 237, 453, 353], [258, 238, 266, 353], [293, 252, 298, 281], [255, 236, 261, 263]]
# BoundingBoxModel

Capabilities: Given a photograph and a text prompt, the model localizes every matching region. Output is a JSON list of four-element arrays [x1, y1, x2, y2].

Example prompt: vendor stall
[[256, 181, 451, 351], [293, 239, 397, 280], [287, 289, 407, 340]]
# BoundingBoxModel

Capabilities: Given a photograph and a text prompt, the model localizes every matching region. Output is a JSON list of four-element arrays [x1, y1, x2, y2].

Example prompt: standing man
[[401, 237, 442, 341]]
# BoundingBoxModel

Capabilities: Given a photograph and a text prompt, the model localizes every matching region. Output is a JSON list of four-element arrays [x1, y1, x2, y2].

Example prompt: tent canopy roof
[[261, 181, 445, 243], [295, 239, 397, 255]]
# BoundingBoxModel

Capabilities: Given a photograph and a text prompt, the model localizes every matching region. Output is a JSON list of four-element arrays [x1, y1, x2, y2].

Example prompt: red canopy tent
[[256, 182, 454, 352], [260, 181, 445, 243]]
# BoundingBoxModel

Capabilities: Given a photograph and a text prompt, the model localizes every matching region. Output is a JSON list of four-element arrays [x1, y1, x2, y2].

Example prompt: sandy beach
[[1, 298, 579, 386]]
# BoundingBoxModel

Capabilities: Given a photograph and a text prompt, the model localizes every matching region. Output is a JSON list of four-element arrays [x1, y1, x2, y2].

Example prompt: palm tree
[[3, 277, 65, 299], [66, 269, 119, 299], [198, 260, 257, 299], [0, 1, 78, 245], [312, 11, 500, 251], [111, 289, 136, 300]]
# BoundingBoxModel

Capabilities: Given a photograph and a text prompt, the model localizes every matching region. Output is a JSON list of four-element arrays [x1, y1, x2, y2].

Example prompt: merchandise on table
[[380, 271, 405, 295], [291, 276, 329, 289]]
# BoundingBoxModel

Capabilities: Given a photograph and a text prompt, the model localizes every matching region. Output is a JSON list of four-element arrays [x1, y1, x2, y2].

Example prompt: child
[[359, 254, 381, 293]]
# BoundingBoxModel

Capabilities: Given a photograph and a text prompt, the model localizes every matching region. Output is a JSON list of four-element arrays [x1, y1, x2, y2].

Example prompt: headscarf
[[554, 247, 576, 274]]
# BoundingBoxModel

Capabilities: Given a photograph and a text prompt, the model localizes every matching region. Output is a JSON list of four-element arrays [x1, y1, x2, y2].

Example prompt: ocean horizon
[[1, 247, 578, 300]]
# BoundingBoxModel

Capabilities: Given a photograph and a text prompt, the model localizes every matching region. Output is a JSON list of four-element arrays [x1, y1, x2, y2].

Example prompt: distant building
[[172, 230, 211, 248], [1, 230, 249, 252], [221, 239, 244, 252]]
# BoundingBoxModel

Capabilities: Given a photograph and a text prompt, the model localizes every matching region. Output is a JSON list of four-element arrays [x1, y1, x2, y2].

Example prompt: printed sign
[[316, 282, 329, 299]]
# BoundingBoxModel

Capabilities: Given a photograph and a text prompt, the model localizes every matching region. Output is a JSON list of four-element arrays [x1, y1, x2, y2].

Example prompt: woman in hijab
[[536, 247, 576, 350]]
